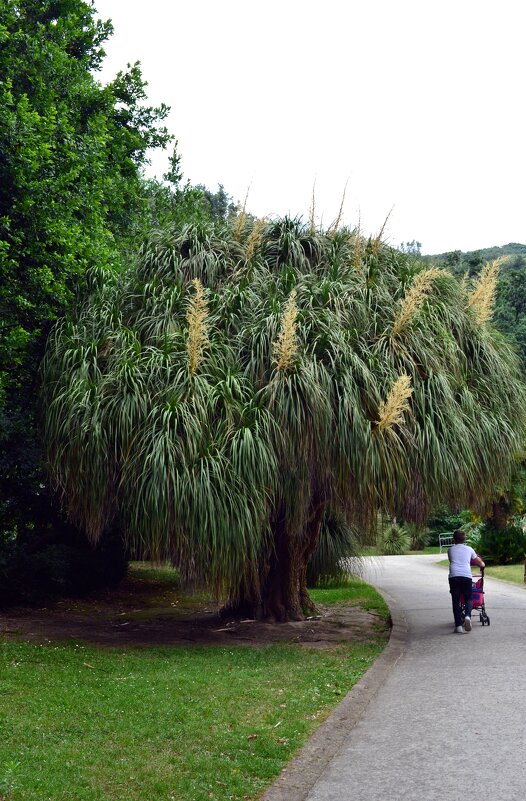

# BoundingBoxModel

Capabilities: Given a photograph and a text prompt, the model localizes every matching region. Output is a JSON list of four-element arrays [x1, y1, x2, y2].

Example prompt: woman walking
[[448, 529, 485, 633]]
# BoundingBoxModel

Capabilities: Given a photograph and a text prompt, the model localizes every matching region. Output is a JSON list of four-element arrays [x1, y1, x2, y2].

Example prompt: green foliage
[[377, 523, 409, 555], [136, 144, 239, 237], [405, 523, 429, 550], [42, 217, 526, 616], [477, 523, 526, 565], [0, 0, 171, 544], [494, 258, 526, 368], [426, 507, 465, 545], [424, 244, 526, 372], [306, 513, 360, 587], [424, 243, 526, 274], [465, 526, 482, 552], [141, 145, 238, 233], [194, 182, 238, 219], [0, 529, 127, 606]]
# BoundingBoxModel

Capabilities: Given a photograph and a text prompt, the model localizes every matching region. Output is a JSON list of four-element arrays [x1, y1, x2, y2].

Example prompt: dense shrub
[[0, 530, 128, 607], [477, 524, 526, 565], [426, 508, 464, 546], [377, 523, 409, 555], [405, 523, 429, 551], [463, 520, 483, 551]]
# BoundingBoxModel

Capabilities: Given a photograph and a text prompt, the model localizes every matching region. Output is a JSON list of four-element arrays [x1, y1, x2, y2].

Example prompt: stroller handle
[[472, 565, 485, 581]]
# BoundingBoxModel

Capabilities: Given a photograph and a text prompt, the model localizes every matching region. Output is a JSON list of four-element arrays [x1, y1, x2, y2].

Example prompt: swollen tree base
[[222, 508, 324, 622], [220, 588, 319, 623]]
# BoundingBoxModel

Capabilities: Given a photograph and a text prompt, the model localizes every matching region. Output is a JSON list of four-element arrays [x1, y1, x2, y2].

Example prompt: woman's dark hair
[[453, 529, 465, 544]]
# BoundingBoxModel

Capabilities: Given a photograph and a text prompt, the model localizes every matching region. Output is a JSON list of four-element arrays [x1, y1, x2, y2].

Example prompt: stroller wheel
[[481, 618, 485, 626], [486, 616, 490, 626]]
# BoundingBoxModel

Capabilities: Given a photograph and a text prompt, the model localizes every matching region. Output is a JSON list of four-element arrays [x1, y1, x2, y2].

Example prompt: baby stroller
[[461, 565, 490, 626]]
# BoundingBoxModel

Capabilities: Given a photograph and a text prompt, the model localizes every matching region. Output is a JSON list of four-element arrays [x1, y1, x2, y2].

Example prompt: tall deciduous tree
[[0, 0, 171, 539], [43, 218, 526, 620]]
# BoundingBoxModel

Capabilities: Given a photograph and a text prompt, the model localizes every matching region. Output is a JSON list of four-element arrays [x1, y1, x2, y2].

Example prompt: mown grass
[[130, 561, 181, 586], [0, 579, 388, 801], [484, 563, 526, 586], [436, 560, 526, 588], [360, 545, 441, 556], [310, 577, 389, 617]]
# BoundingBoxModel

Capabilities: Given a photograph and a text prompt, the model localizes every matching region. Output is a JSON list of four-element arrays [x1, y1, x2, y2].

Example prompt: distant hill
[[422, 243, 526, 274], [419, 243, 526, 370]]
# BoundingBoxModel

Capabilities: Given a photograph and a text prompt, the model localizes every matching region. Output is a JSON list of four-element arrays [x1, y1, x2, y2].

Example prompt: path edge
[[261, 587, 408, 801]]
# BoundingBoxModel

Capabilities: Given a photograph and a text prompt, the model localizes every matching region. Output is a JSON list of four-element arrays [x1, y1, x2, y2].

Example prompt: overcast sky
[[93, 0, 525, 255]]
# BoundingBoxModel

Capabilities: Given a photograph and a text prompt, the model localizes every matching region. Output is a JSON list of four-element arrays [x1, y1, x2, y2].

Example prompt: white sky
[[93, 0, 526, 254]]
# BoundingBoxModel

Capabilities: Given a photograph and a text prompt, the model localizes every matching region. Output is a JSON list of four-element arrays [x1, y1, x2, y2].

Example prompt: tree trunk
[[491, 496, 510, 531], [224, 499, 325, 622]]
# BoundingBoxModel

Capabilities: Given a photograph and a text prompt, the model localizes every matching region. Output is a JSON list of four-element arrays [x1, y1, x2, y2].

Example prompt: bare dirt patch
[[0, 568, 389, 650]]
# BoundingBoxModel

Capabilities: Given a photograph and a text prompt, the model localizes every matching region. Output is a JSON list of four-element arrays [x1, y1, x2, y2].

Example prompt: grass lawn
[[310, 577, 388, 616], [0, 577, 389, 801], [435, 560, 526, 588], [360, 546, 441, 556], [484, 563, 526, 586]]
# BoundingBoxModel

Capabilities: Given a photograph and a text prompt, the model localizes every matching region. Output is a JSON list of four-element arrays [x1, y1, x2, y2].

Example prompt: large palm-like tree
[[43, 218, 526, 620]]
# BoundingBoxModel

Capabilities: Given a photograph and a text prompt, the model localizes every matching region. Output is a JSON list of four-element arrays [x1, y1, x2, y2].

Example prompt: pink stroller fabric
[[472, 577, 484, 608]]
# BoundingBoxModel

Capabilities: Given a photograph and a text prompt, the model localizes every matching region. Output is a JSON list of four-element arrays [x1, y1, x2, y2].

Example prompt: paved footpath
[[264, 554, 526, 801]]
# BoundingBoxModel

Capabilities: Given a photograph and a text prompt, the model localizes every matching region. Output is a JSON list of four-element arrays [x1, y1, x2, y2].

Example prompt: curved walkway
[[264, 554, 526, 801]]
